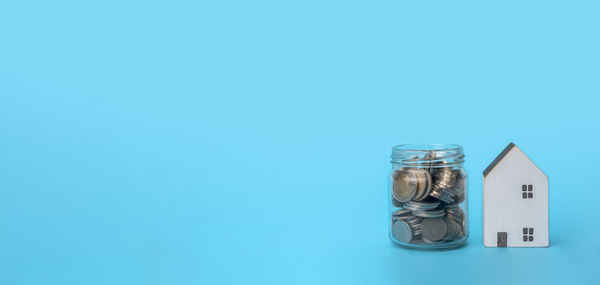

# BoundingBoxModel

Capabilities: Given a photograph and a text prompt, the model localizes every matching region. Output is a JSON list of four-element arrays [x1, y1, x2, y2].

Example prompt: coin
[[421, 218, 447, 242], [453, 173, 466, 204], [392, 208, 411, 217], [413, 169, 432, 201], [405, 200, 440, 211], [430, 188, 454, 204], [405, 216, 423, 226], [422, 237, 445, 245], [445, 206, 464, 223], [392, 195, 404, 207], [431, 167, 458, 192], [412, 208, 446, 218], [392, 220, 413, 243], [443, 217, 459, 240], [392, 169, 419, 202]]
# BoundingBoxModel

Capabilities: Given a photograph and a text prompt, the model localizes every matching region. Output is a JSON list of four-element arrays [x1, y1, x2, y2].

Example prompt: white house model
[[483, 143, 548, 247]]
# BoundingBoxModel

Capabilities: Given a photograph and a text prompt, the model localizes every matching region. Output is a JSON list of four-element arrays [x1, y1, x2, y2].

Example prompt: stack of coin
[[442, 216, 463, 240], [404, 200, 440, 211], [430, 167, 465, 205], [420, 218, 447, 244], [418, 210, 466, 244], [391, 209, 423, 242], [392, 168, 431, 202], [406, 200, 445, 218], [405, 216, 423, 238], [392, 167, 465, 206], [391, 204, 466, 245], [446, 205, 465, 225]]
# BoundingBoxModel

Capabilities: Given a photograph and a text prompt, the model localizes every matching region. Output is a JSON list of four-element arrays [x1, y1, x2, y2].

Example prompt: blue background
[[1, 0, 598, 284]]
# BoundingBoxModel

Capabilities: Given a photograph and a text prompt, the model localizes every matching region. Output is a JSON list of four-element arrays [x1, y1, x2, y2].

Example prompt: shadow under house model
[[483, 143, 549, 247]]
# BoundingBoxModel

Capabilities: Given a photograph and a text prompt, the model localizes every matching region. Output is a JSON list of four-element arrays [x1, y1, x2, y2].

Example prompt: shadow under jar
[[389, 144, 468, 249]]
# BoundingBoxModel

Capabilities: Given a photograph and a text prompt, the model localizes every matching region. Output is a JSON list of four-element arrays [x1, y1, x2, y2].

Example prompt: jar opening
[[391, 144, 464, 165]]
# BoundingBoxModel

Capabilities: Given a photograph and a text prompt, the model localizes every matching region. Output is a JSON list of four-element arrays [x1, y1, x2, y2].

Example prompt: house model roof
[[483, 142, 516, 177]]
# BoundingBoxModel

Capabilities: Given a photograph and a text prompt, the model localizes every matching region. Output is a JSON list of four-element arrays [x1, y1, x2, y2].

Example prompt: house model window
[[483, 143, 549, 248], [522, 184, 533, 199], [523, 227, 534, 241]]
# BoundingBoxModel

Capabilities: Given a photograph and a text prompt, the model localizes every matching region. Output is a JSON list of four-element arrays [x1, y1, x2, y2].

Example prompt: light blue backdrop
[[1, 0, 598, 284]]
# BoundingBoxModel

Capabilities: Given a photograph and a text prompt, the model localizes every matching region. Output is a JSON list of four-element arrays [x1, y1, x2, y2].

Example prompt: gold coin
[[392, 169, 418, 202]]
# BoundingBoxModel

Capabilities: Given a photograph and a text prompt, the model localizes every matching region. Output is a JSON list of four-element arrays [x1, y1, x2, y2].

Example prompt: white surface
[[483, 145, 549, 247]]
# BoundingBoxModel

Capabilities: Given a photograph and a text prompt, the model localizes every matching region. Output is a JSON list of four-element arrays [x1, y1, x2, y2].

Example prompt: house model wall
[[483, 143, 549, 247]]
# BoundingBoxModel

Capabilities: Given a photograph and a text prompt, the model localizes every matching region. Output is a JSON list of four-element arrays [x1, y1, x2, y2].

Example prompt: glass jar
[[389, 144, 468, 249]]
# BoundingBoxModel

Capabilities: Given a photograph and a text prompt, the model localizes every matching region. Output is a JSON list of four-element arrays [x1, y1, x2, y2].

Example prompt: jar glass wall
[[389, 144, 468, 249]]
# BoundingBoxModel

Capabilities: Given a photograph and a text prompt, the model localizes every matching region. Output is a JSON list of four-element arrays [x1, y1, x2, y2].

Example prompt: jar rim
[[391, 144, 464, 165], [392, 143, 463, 152]]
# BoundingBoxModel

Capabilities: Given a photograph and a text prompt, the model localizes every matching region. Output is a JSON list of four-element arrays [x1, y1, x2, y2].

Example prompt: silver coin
[[454, 183, 466, 204], [392, 208, 411, 217], [406, 216, 423, 225], [392, 220, 413, 243], [411, 209, 446, 218], [431, 167, 459, 193], [430, 188, 454, 204], [453, 220, 463, 239], [392, 169, 419, 202], [444, 213, 465, 240], [422, 236, 445, 245], [405, 201, 440, 211], [393, 215, 415, 221], [446, 213, 463, 224], [453, 220, 464, 240], [446, 206, 464, 217], [393, 211, 418, 222], [443, 217, 458, 240], [421, 218, 447, 242]]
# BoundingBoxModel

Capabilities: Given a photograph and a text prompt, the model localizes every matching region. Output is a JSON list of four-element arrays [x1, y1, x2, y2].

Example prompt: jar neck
[[391, 144, 464, 167]]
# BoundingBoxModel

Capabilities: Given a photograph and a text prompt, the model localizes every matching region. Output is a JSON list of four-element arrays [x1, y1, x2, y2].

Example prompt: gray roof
[[483, 142, 516, 177]]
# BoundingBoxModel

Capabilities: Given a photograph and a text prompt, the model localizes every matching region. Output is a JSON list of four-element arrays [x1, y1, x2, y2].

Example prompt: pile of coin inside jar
[[390, 153, 466, 246]]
